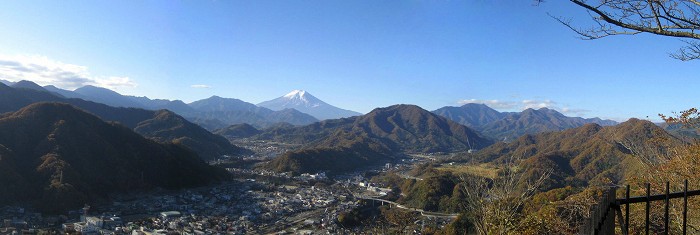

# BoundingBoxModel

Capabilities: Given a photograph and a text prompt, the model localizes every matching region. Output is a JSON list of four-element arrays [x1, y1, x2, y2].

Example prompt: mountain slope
[[44, 85, 87, 99], [258, 90, 362, 120], [0, 79, 14, 86], [129, 97, 197, 116], [0, 85, 247, 160], [480, 108, 614, 140], [262, 105, 494, 174], [346, 104, 493, 152], [190, 95, 261, 112], [134, 110, 251, 160], [265, 135, 394, 175], [214, 123, 262, 138], [11, 80, 50, 93], [74, 85, 145, 108], [0, 103, 228, 213], [470, 119, 679, 190], [255, 116, 357, 144], [433, 104, 618, 141], [43, 85, 196, 116], [0, 82, 66, 112], [432, 103, 505, 129], [17, 84, 320, 128], [189, 96, 318, 128], [259, 104, 493, 152]]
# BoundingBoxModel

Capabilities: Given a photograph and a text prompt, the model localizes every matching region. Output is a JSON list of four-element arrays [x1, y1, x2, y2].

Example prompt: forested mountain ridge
[[0, 83, 248, 160], [470, 118, 679, 191], [0, 103, 228, 213], [263, 104, 494, 174], [433, 104, 618, 140]]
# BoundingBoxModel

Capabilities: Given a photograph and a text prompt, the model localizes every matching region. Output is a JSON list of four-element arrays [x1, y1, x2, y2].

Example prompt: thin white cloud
[[521, 99, 591, 116], [0, 54, 136, 90], [522, 99, 557, 110], [458, 98, 591, 116], [190, 84, 211, 89], [457, 99, 518, 109], [560, 107, 591, 116]]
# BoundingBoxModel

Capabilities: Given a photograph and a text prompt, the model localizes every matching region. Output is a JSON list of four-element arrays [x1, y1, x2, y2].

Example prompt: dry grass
[[437, 163, 500, 179]]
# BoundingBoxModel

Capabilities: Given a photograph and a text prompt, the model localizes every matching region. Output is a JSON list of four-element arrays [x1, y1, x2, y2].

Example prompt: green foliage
[[398, 173, 464, 213], [337, 200, 383, 228], [380, 207, 418, 232], [408, 163, 441, 178], [439, 215, 472, 235]]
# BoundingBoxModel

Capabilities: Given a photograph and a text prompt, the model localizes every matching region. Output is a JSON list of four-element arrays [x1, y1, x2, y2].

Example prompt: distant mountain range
[[262, 104, 493, 174], [188, 95, 318, 129], [0, 82, 248, 160], [260, 103, 621, 175], [57, 85, 318, 128], [3, 78, 660, 217], [0, 79, 15, 86], [13, 83, 349, 129], [0, 103, 227, 213], [258, 90, 362, 120], [433, 103, 618, 141], [5, 80, 618, 142], [257, 104, 493, 152]]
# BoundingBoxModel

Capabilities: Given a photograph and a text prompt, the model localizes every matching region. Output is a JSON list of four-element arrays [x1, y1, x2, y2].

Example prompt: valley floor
[[1, 148, 457, 234]]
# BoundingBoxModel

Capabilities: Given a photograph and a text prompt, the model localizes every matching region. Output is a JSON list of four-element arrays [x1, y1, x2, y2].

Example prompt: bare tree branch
[[671, 40, 700, 60], [459, 155, 552, 235], [569, 0, 700, 39], [544, 0, 700, 60]]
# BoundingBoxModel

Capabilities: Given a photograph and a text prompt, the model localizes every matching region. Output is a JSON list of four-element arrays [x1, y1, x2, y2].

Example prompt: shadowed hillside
[[134, 110, 251, 160], [265, 135, 395, 175], [214, 123, 262, 138], [0, 84, 248, 160], [0, 103, 228, 213]]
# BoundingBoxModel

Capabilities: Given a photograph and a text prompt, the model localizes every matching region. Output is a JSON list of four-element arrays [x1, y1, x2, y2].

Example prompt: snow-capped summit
[[258, 90, 362, 120], [282, 90, 314, 104], [284, 89, 306, 98]]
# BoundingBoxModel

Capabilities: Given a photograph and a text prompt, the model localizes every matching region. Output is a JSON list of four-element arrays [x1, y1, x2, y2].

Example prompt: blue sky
[[0, 1, 696, 121]]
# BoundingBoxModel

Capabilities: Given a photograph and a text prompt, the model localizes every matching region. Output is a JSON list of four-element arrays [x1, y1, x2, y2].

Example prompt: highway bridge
[[355, 195, 459, 219]]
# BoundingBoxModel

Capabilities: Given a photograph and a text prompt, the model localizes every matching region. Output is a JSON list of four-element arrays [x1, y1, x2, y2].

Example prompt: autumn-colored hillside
[[0, 103, 228, 213]]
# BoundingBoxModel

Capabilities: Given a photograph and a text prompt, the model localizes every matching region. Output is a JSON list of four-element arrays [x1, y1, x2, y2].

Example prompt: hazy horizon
[[0, 1, 696, 122]]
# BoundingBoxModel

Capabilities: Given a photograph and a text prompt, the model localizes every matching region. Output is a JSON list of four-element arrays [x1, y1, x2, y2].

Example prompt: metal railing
[[582, 179, 700, 235]]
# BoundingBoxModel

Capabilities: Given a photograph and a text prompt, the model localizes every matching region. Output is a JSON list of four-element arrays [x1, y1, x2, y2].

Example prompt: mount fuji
[[258, 90, 362, 120]]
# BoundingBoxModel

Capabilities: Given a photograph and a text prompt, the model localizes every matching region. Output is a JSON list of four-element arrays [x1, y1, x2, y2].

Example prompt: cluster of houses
[[0, 158, 413, 235], [0, 207, 50, 234], [63, 215, 123, 234], [358, 182, 393, 196]]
